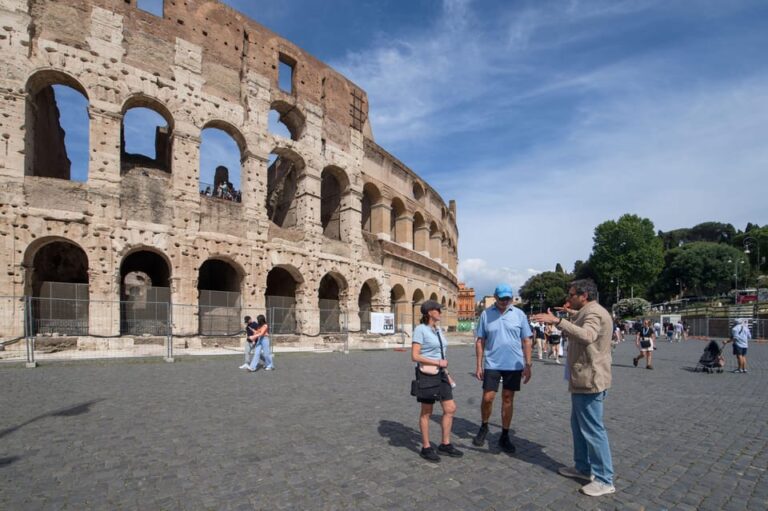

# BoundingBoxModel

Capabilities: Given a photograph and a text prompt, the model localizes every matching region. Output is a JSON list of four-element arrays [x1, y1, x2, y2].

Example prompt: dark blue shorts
[[733, 346, 747, 356], [483, 369, 522, 392]]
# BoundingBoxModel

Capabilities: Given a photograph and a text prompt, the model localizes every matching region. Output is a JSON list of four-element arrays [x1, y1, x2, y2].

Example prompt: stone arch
[[267, 147, 306, 228], [265, 265, 304, 334], [318, 272, 348, 333], [412, 212, 428, 253], [429, 292, 439, 301], [199, 121, 245, 202], [357, 278, 382, 332], [119, 247, 172, 335], [389, 283, 407, 331], [429, 221, 442, 260], [412, 181, 425, 202], [320, 165, 351, 241], [120, 94, 174, 174], [361, 182, 382, 233], [412, 288, 425, 327], [269, 100, 305, 140], [198, 258, 243, 335], [24, 238, 89, 335], [390, 197, 407, 244], [24, 69, 90, 181]]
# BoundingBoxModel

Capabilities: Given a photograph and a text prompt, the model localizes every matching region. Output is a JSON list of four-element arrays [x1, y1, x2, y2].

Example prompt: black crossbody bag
[[410, 329, 445, 400]]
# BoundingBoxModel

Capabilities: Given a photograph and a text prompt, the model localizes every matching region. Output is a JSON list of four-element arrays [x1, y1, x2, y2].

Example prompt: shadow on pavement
[[378, 420, 422, 454], [0, 399, 105, 439], [0, 456, 20, 468]]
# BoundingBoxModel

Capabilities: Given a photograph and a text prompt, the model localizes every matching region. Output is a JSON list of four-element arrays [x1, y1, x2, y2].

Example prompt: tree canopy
[[590, 214, 664, 304], [519, 271, 572, 312]]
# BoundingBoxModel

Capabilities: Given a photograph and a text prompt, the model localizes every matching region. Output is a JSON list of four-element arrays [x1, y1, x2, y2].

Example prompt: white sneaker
[[558, 466, 594, 483], [264, 366, 275, 371], [239, 364, 249, 369], [580, 480, 616, 497]]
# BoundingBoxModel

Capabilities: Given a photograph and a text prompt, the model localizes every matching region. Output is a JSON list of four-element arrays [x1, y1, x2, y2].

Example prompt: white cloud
[[458, 258, 540, 297]]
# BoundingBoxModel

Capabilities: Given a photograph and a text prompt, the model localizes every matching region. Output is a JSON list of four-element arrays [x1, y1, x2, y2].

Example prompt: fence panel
[[0, 296, 27, 362]]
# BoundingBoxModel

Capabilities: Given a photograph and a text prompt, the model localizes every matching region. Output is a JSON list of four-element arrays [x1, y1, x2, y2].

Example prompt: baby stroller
[[694, 340, 725, 373]]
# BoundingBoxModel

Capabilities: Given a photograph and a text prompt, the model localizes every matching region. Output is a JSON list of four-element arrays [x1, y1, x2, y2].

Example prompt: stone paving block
[[1, 342, 767, 509]]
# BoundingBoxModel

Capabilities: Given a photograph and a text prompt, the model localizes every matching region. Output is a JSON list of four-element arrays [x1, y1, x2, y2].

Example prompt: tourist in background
[[247, 314, 275, 372], [633, 319, 655, 369], [724, 318, 751, 373]]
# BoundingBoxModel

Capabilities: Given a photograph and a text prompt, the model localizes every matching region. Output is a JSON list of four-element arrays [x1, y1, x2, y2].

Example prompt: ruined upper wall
[[26, 0, 371, 148]]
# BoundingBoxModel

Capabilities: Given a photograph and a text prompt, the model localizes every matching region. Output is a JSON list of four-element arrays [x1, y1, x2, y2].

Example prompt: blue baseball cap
[[494, 284, 514, 299]]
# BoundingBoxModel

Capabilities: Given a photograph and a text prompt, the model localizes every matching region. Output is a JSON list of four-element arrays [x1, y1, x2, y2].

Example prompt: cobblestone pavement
[[1, 339, 767, 510]]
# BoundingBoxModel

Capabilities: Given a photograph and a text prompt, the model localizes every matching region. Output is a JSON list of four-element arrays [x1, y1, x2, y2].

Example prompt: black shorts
[[483, 369, 522, 392], [417, 372, 454, 404], [733, 345, 747, 356], [548, 336, 561, 345]]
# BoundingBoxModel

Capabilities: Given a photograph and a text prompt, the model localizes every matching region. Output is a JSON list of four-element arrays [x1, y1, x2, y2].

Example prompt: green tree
[[590, 214, 664, 304], [555, 263, 564, 273], [667, 242, 748, 296], [689, 221, 736, 244], [519, 271, 571, 312]]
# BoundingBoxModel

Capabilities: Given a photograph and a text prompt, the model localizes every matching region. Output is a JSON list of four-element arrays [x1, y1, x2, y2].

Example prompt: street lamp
[[536, 291, 544, 313], [676, 279, 683, 299], [744, 236, 761, 278], [610, 277, 620, 303], [727, 258, 745, 302]]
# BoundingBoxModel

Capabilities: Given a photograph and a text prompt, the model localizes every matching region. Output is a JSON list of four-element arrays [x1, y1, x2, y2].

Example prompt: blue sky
[[52, 0, 768, 297]]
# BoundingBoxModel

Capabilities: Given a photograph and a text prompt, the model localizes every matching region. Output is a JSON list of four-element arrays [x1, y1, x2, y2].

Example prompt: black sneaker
[[498, 435, 516, 454], [437, 443, 464, 458], [420, 447, 440, 463], [632, 357, 638, 367], [473, 425, 488, 447]]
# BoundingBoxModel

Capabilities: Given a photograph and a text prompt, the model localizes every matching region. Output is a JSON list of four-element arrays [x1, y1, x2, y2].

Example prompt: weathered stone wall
[[0, 0, 459, 343]]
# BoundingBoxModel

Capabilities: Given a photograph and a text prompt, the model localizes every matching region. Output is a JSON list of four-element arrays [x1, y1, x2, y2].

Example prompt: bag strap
[[435, 327, 445, 360]]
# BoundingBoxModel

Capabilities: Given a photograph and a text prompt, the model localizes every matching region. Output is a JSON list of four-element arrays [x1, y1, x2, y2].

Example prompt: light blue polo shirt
[[476, 304, 532, 370], [731, 323, 751, 348], [413, 324, 446, 361]]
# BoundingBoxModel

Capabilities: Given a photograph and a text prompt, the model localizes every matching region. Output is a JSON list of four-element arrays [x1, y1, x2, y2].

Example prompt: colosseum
[[0, 0, 459, 354]]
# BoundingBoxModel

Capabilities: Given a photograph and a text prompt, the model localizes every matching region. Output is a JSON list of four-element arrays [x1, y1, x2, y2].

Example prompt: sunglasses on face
[[497, 297, 512, 302]]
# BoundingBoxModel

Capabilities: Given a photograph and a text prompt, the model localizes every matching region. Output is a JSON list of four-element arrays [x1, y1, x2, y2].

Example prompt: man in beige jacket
[[533, 279, 615, 497]]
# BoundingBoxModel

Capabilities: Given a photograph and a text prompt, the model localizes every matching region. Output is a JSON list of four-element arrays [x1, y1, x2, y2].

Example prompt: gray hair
[[570, 279, 598, 301]]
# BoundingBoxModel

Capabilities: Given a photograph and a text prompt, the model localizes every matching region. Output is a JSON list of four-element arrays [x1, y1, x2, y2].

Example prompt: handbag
[[411, 327, 445, 400], [640, 339, 652, 349]]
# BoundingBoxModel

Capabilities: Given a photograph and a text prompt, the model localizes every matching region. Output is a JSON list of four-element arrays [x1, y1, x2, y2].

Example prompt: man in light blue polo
[[473, 284, 533, 453], [725, 318, 751, 373]]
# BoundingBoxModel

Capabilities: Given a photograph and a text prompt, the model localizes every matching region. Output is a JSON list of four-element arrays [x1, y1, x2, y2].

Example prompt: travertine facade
[[0, 0, 459, 346]]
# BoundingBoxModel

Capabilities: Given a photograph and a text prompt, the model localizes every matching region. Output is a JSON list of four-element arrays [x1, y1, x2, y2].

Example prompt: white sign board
[[370, 313, 395, 334]]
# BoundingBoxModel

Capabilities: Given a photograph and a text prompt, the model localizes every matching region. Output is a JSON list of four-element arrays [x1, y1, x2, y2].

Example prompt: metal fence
[[686, 316, 768, 340]]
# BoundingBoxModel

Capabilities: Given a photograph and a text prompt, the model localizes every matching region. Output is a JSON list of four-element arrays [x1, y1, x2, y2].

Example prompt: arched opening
[[412, 181, 425, 202], [268, 100, 305, 141], [390, 284, 406, 331], [429, 222, 441, 260], [25, 72, 89, 181], [267, 148, 304, 228], [321, 166, 349, 241], [120, 250, 171, 335], [319, 273, 347, 333], [265, 266, 300, 334], [27, 240, 89, 335], [199, 125, 243, 203], [361, 183, 381, 233], [412, 289, 425, 328], [390, 198, 406, 243], [429, 292, 439, 302], [358, 280, 377, 333], [413, 212, 427, 252], [121, 97, 173, 174], [198, 259, 242, 335]]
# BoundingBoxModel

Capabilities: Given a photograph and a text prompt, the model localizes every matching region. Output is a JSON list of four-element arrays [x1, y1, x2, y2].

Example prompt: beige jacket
[[558, 300, 613, 394]]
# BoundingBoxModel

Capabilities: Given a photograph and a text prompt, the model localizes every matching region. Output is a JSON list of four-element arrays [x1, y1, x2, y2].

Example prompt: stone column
[[241, 152, 270, 234], [370, 203, 390, 240], [394, 299, 412, 337], [339, 189, 362, 245], [296, 170, 322, 236], [395, 216, 413, 249], [429, 233, 442, 262], [414, 225, 430, 255]]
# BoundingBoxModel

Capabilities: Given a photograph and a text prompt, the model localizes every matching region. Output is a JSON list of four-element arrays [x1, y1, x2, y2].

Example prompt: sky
[[52, 0, 768, 298]]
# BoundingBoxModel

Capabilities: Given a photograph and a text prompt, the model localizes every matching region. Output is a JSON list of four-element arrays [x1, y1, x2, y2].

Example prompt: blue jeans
[[571, 391, 613, 485], [248, 337, 274, 370], [244, 341, 257, 364]]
